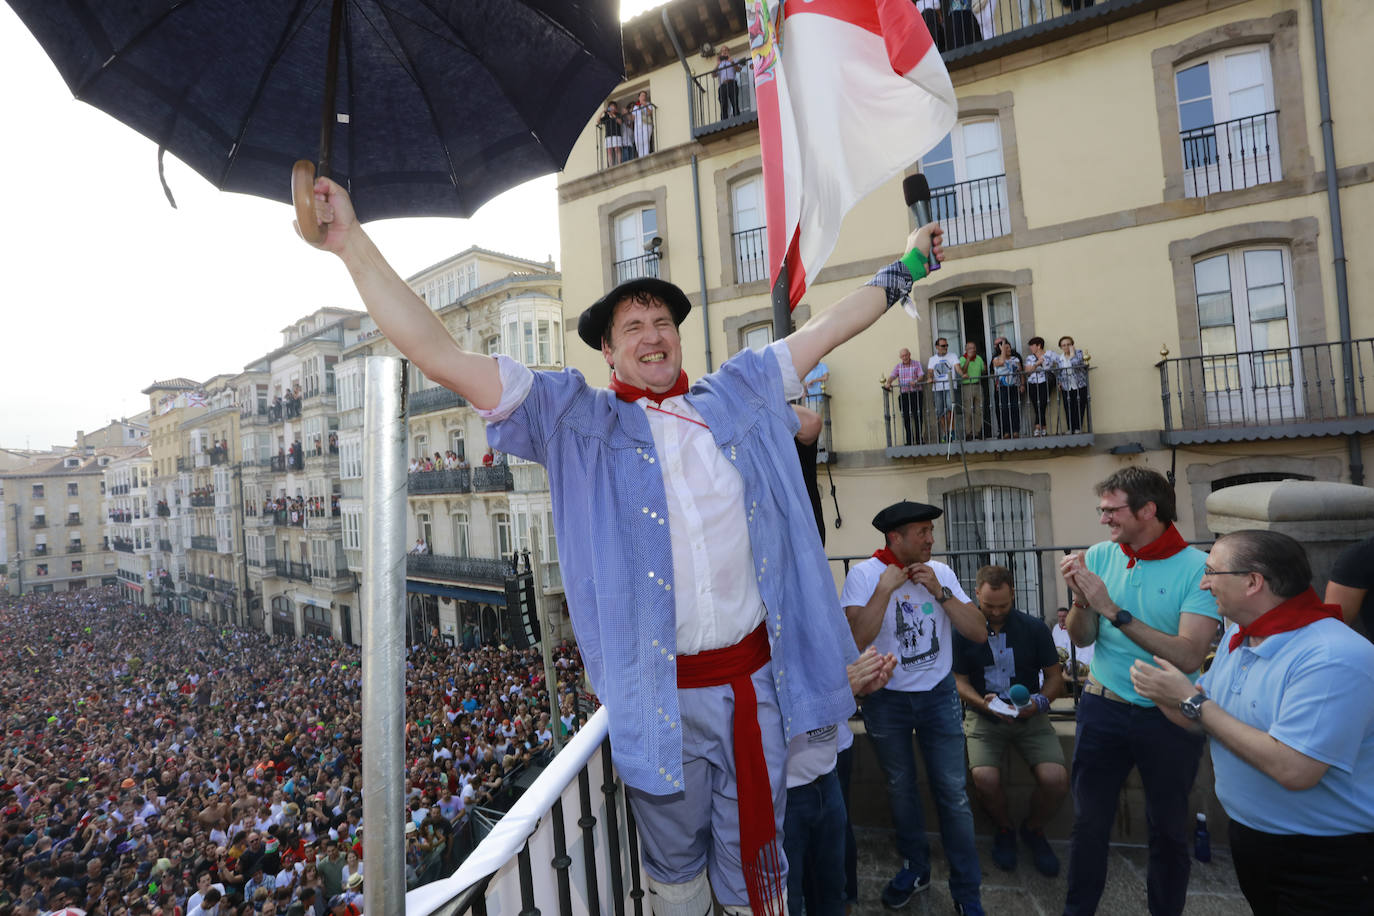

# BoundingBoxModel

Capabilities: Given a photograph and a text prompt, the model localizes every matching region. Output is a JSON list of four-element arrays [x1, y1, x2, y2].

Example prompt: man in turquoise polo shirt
[[1058, 467, 1220, 916]]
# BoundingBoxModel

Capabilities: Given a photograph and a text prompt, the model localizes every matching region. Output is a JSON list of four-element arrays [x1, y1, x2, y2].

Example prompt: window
[[1175, 47, 1279, 196], [921, 119, 1009, 246], [453, 512, 470, 558], [493, 512, 513, 560], [941, 485, 1041, 617], [71, 560, 83, 573], [932, 288, 1018, 361], [417, 512, 432, 548], [731, 176, 766, 283], [613, 207, 660, 282], [742, 324, 773, 353], [1193, 246, 1299, 423], [67, 483, 79, 496], [32, 484, 43, 499], [36, 564, 48, 577], [342, 508, 361, 551], [449, 431, 466, 463]]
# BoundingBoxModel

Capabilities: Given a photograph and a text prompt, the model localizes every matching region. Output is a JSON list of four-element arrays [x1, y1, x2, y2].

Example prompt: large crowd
[[0, 587, 588, 916]]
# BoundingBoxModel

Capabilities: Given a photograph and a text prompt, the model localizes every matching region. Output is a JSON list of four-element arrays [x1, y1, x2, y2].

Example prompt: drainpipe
[[1311, 0, 1363, 485], [662, 7, 714, 372]]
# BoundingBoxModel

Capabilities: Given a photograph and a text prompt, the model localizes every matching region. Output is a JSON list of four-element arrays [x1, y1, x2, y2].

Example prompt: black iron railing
[[611, 252, 660, 284], [1181, 110, 1280, 197], [159, 539, 173, 553], [1157, 338, 1374, 444], [410, 387, 469, 415], [472, 466, 514, 493], [274, 559, 313, 582], [593, 106, 659, 171], [731, 226, 767, 284], [409, 469, 472, 494], [929, 175, 1011, 247], [190, 535, 218, 552], [690, 58, 758, 136], [882, 367, 1092, 455], [406, 554, 510, 586]]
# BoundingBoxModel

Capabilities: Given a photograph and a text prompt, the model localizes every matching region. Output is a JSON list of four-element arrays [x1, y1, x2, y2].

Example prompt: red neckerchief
[[1120, 524, 1188, 568], [1228, 587, 1344, 651], [873, 548, 900, 567], [608, 370, 689, 405]]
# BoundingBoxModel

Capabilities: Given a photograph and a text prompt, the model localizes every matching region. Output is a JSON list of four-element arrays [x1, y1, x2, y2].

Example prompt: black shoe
[[880, 862, 931, 909], [991, 826, 1017, 871], [1021, 821, 1060, 877]]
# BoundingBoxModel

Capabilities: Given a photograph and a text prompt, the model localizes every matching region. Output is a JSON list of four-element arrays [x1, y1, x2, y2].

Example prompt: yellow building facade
[[556, 0, 1373, 614]]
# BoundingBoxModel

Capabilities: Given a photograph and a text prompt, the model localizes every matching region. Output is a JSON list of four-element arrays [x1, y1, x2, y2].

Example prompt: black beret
[[872, 500, 942, 533], [577, 277, 692, 349]]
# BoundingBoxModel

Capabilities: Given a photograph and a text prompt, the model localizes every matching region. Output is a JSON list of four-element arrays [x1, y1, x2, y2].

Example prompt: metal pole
[[772, 262, 791, 342], [361, 356, 408, 916], [529, 528, 563, 753]]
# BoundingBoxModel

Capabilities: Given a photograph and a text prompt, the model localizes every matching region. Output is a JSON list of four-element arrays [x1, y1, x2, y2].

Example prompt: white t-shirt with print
[[840, 557, 969, 692]]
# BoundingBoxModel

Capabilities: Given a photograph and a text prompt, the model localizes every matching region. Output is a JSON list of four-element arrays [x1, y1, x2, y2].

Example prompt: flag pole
[[771, 262, 791, 340]]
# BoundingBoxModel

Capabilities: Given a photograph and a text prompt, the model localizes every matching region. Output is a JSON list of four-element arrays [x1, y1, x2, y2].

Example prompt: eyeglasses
[[1202, 567, 1253, 577], [1096, 504, 1131, 517]]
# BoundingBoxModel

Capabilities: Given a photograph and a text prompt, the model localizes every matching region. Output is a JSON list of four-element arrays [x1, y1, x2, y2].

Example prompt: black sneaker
[[880, 862, 931, 909], [1021, 821, 1060, 877], [991, 826, 1017, 871]]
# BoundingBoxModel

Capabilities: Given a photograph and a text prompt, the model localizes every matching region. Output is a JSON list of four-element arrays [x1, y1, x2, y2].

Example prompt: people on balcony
[[959, 340, 988, 440], [1024, 337, 1053, 437], [928, 337, 962, 443], [599, 101, 625, 167], [630, 90, 655, 159], [289, 440, 304, 471], [328, 432, 338, 454], [715, 45, 742, 119], [991, 337, 1024, 438], [887, 347, 927, 446], [1052, 335, 1089, 433]]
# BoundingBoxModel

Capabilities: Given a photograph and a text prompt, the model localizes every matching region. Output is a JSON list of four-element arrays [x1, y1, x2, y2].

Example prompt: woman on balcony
[[992, 337, 1023, 438], [598, 101, 624, 167], [1053, 335, 1089, 433], [1024, 336, 1052, 436], [630, 90, 655, 159]]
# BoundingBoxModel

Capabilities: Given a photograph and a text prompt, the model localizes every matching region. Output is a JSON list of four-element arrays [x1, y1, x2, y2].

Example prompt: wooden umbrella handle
[[292, 159, 325, 244]]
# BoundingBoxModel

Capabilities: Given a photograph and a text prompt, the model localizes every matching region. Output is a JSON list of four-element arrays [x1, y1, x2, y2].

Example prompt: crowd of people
[[884, 335, 1090, 446], [0, 587, 589, 916]]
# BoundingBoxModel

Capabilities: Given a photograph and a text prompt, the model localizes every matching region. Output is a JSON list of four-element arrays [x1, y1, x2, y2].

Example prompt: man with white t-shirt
[[842, 500, 989, 916], [187, 872, 226, 915], [926, 338, 963, 443]]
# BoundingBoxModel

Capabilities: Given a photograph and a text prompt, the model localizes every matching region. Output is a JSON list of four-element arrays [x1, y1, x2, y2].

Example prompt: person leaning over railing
[[715, 45, 741, 118], [1052, 335, 1088, 433]]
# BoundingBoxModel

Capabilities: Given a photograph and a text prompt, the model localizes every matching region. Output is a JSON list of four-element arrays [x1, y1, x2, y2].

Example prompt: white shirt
[[784, 725, 838, 788], [840, 557, 970, 692], [926, 353, 961, 392], [479, 341, 804, 655], [1052, 624, 1094, 667]]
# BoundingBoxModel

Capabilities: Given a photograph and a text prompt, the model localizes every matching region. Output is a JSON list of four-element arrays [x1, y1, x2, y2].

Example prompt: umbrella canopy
[[7, 0, 625, 222]]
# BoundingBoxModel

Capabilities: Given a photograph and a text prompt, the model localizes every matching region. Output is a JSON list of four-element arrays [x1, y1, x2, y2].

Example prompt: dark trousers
[[1229, 820, 1374, 916], [1061, 387, 1087, 432], [994, 384, 1021, 437], [898, 390, 925, 445], [1063, 692, 1205, 916], [718, 79, 740, 118], [1028, 380, 1051, 427], [835, 744, 858, 904]]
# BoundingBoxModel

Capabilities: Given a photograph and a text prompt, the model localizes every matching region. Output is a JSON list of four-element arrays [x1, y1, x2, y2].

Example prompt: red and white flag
[[749, 0, 956, 307]]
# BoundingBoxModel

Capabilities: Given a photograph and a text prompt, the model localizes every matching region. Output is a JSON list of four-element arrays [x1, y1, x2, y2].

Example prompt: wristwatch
[[939, 586, 955, 603], [1179, 692, 1210, 721], [1113, 609, 1134, 627]]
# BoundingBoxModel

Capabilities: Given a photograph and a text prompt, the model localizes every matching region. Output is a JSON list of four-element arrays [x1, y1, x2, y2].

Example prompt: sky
[[0, 1, 668, 451]]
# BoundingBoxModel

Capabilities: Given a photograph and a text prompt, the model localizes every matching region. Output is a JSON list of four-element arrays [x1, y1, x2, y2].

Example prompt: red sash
[[1120, 524, 1188, 568], [1229, 587, 1344, 651], [608, 371, 689, 405]]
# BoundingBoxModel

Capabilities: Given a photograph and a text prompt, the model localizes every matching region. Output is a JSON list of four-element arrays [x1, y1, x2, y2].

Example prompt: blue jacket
[[488, 345, 858, 794]]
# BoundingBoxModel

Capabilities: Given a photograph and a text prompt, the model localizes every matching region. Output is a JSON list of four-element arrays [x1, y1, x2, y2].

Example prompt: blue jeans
[[1063, 692, 1205, 915], [783, 768, 847, 916], [862, 676, 982, 906]]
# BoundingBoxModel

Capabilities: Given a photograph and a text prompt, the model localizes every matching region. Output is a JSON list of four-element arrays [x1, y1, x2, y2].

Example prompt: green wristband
[[900, 247, 929, 281]]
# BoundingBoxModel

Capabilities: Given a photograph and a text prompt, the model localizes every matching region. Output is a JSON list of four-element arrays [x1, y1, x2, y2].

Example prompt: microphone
[[902, 173, 941, 273], [1008, 684, 1031, 710]]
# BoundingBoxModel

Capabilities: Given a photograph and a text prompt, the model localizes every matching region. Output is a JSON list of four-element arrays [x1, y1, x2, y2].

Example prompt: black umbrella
[[7, 0, 624, 239]]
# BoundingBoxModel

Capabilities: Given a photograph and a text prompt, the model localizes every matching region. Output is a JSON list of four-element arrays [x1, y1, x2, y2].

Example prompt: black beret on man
[[577, 277, 693, 349], [872, 500, 943, 534]]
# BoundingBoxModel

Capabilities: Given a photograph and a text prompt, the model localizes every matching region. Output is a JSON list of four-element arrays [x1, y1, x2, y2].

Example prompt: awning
[[406, 579, 506, 607], [123, 581, 143, 593]]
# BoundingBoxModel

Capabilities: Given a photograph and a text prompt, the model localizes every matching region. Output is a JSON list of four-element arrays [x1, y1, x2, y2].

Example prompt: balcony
[[1158, 338, 1374, 445], [273, 559, 314, 582], [32, 545, 47, 557], [67, 542, 83, 554], [313, 568, 358, 592], [112, 538, 135, 554], [272, 510, 306, 529], [190, 535, 218, 552], [611, 252, 660, 285], [1181, 110, 1280, 199], [731, 226, 767, 285], [689, 57, 757, 139], [108, 510, 132, 523], [409, 386, 469, 415], [66, 515, 82, 526], [408, 468, 472, 495], [303, 378, 337, 402], [176, 457, 190, 472], [306, 512, 342, 532], [883, 371, 1093, 459], [159, 539, 173, 553], [472, 466, 515, 493], [242, 406, 269, 426], [156, 503, 170, 517], [270, 455, 289, 473], [594, 107, 661, 172], [190, 495, 215, 508], [930, 175, 1011, 248], [29, 519, 46, 529], [406, 553, 511, 586]]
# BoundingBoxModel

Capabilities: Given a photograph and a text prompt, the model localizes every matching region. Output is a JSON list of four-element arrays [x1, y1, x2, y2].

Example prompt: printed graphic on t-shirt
[[807, 724, 837, 743], [895, 595, 939, 670]]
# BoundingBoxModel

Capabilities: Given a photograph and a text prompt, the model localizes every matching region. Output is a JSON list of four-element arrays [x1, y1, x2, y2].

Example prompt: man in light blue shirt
[[1132, 530, 1374, 916]]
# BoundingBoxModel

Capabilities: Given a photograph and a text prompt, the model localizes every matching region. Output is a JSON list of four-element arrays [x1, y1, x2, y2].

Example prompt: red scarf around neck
[[1228, 587, 1344, 651], [1120, 523, 1188, 568], [608, 370, 689, 405], [873, 547, 901, 567]]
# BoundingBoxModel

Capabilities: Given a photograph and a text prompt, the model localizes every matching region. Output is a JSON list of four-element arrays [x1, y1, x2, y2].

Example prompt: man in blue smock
[[298, 173, 943, 916], [1132, 529, 1374, 916]]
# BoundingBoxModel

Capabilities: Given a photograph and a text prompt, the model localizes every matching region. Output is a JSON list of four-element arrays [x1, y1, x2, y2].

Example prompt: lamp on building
[[645, 236, 664, 260]]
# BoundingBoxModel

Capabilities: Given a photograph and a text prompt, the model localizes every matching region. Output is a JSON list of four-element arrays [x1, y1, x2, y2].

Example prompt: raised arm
[[301, 177, 503, 409], [786, 223, 943, 381]]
